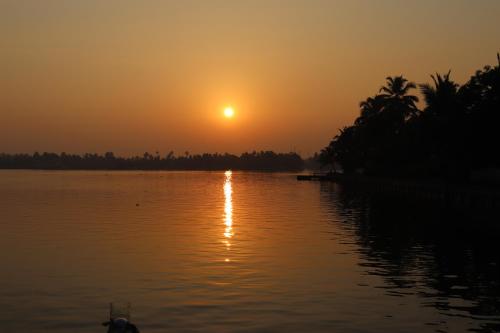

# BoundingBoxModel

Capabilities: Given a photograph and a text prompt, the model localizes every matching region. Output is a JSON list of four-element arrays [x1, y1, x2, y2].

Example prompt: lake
[[1, 170, 499, 332]]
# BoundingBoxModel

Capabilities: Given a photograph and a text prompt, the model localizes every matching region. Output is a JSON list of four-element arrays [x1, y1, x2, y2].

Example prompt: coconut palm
[[355, 95, 386, 125], [420, 71, 459, 118], [318, 144, 335, 170], [380, 76, 418, 104], [379, 75, 419, 121]]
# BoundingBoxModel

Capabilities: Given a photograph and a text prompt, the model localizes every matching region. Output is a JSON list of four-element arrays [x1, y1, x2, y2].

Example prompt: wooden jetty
[[297, 174, 334, 181]]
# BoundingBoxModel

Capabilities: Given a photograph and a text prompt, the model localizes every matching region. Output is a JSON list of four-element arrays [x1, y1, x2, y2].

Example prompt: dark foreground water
[[1, 170, 499, 332]]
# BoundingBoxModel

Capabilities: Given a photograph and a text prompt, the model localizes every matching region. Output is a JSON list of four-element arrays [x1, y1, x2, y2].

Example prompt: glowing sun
[[223, 106, 235, 118]]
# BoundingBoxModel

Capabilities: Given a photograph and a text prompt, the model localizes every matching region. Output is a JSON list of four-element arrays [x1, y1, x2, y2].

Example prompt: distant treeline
[[319, 54, 500, 181], [0, 151, 304, 171]]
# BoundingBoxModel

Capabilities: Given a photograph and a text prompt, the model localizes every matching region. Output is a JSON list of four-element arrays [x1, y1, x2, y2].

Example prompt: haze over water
[[1, 171, 499, 332]]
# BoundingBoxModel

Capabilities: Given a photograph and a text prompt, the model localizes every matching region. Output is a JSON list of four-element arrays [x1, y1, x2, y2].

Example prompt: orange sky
[[1, 0, 499, 157]]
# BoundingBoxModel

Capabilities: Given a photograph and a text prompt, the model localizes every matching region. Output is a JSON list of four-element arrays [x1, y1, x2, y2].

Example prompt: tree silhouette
[[378, 76, 419, 126], [420, 71, 459, 118], [355, 95, 386, 126], [319, 54, 500, 181], [0, 151, 304, 171]]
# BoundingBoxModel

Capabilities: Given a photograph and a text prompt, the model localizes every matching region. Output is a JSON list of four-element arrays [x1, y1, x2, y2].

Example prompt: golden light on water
[[223, 170, 233, 263], [224, 170, 233, 239]]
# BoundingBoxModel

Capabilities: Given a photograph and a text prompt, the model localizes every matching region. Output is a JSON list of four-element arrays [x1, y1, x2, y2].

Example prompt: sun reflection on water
[[223, 170, 233, 260]]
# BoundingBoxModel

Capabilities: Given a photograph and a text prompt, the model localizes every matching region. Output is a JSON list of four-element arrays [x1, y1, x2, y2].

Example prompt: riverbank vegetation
[[319, 54, 500, 182], [0, 151, 304, 171]]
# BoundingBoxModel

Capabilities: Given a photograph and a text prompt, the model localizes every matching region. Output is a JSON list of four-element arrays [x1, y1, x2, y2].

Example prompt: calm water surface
[[1, 170, 499, 332]]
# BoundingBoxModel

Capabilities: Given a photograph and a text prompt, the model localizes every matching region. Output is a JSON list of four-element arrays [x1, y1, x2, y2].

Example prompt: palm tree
[[420, 71, 459, 118], [355, 95, 386, 125], [318, 144, 335, 171], [379, 75, 419, 121], [380, 76, 418, 104], [419, 71, 469, 179]]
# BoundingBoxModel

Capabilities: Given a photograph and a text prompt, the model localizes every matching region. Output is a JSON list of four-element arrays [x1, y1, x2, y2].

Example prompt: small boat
[[102, 303, 140, 333]]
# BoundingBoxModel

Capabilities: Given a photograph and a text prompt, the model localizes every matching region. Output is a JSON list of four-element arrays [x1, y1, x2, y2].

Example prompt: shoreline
[[298, 173, 500, 216], [0, 168, 303, 172]]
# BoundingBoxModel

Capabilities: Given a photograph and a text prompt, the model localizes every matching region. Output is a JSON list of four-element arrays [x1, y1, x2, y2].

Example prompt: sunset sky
[[1, 0, 499, 157]]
